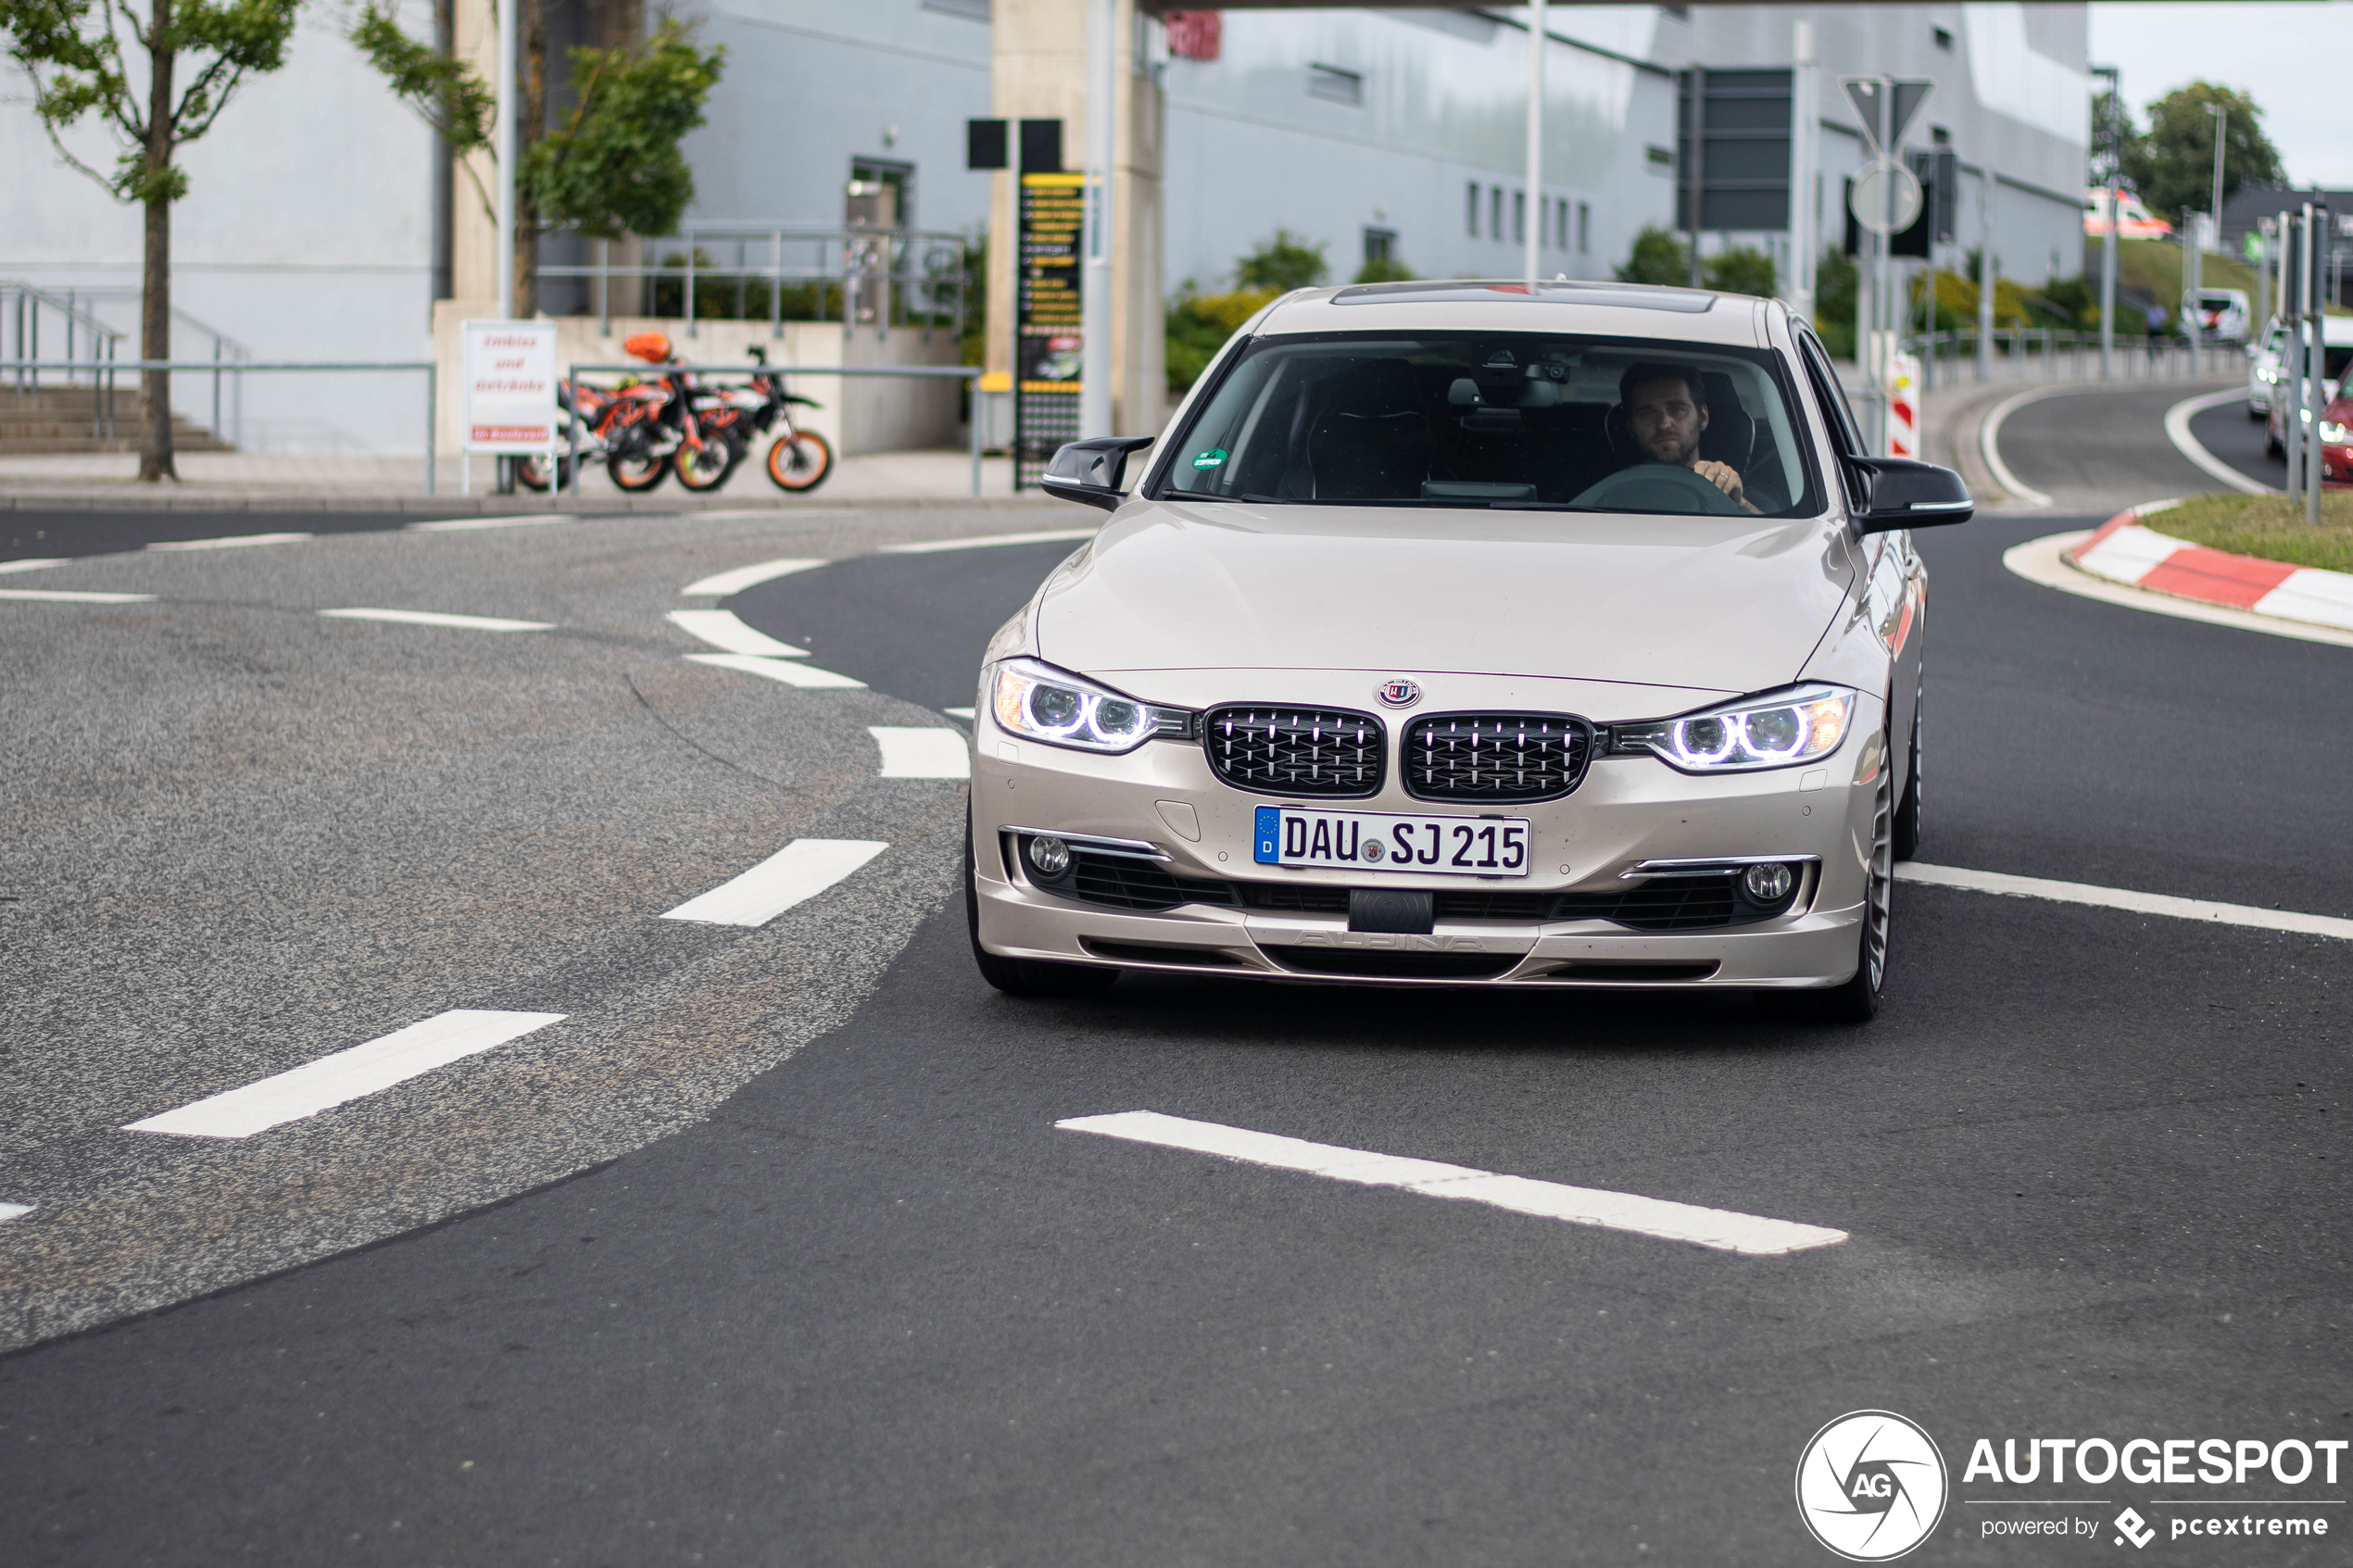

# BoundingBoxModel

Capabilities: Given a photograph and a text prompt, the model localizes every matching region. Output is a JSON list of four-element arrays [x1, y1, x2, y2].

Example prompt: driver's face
[[1628, 378, 1707, 466]]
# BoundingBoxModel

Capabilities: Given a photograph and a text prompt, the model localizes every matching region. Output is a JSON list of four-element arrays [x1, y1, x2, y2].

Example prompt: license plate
[[1253, 806, 1529, 877]]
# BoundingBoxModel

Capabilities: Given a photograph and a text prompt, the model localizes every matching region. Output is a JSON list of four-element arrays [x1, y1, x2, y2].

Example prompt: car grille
[[1402, 712, 1594, 803], [1203, 706, 1385, 798]]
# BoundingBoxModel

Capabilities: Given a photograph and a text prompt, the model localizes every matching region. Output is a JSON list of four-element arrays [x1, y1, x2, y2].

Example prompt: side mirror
[[1040, 435, 1156, 511], [1845, 457, 1973, 533]]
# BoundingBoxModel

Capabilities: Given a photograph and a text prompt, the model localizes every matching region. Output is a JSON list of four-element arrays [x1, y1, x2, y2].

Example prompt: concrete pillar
[[451, 0, 500, 307], [990, 0, 1164, 435]]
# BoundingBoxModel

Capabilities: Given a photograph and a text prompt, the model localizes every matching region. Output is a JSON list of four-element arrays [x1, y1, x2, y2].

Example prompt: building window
[[1932, 25, 1954, 51], [1364, 226, 1397, 265], [1466, 182, 1479, 236], [1307, 63, 1363, 106], [1578, 200, 1591, 254], [1645, 144, 1674, 177], [1554, 198, 1567, 249], [1513, 191, 1526, 244], [1490, 186, 1503, 239]]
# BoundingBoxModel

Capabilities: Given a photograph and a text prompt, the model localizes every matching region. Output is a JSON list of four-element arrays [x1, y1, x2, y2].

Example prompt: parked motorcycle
[[518, 333, 726, 494]]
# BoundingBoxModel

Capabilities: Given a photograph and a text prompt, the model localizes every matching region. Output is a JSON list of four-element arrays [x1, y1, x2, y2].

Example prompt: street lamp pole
[[2200, 101, 2227, 373], [1078, 0, 1117, 439], [1524, 0, 1544, 290], [2092, 65, 2119, 382], [496, 0, 516, 320]]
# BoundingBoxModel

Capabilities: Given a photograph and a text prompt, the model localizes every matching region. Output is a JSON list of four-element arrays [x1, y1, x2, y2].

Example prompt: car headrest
[[1698, 370, 1755, 469]]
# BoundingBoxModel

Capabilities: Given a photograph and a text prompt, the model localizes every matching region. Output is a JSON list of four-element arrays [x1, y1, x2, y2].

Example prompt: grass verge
[[2142, 493, 2353, 574]]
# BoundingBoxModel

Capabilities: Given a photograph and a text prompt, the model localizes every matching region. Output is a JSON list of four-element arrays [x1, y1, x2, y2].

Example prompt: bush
[[1615, 225, 1689, 286], [1353, 256, 1416, 284], [1814, 249, 1856, 358], [1166, 283, 1278, 394], [1235, 229, 1329, 293], [1703, 245, 1776, 298]]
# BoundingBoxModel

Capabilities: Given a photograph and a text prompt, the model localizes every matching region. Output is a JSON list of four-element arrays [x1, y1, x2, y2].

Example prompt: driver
[[1619, 362, 1758, 513]]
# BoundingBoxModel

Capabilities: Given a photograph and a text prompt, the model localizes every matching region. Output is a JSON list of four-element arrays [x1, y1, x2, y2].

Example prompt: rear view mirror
[[1041, 435, 1157, 511], [1845, 457, 1973, 533]]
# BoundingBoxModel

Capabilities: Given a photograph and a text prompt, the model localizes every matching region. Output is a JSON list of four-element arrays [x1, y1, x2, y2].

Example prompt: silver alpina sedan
[[965, 281, 1970, 1020]]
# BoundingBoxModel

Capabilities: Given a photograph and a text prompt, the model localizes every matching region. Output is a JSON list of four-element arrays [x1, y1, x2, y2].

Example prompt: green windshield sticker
[[1192, 448, 1227, 470]]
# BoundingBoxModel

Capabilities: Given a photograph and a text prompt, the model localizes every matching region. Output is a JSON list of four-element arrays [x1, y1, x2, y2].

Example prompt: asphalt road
[[2, 399, 2347, 1565], [2189, 394, 2286, 492]]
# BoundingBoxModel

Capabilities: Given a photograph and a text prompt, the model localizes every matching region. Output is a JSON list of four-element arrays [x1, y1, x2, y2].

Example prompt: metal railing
[[539, 224, 970, 344], [561, 361, 986, 498], [1903, 328, 2232, 390], [0, 359, 436, 491], [4, 283, 258, 445], [51, 288, 254, 447]]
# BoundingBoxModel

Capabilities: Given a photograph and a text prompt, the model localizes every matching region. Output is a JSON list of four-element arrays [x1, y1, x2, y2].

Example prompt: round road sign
[[1848, 158, 1924, 236]]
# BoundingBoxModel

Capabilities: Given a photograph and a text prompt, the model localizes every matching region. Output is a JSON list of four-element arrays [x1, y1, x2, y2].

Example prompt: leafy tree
[[1703, 245, 1775, 298], [2090, 89, 2136, 185], [3, 0, 304, 479], [2119, 82, 2284, 223], [353, 6, 721, 316], [1234, 229, 1327, 293], [1353, 255, 1415, 284], [1614, 225, 1689, 286], [1165, 282, 1275, 394]]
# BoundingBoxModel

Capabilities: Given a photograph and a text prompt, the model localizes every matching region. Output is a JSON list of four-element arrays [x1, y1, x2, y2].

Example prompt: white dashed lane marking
[[1897, 863, 2353, 942], [123, 1010, 566, 1140], [0, 1202, 31, 1224], [661, 838, 889, 927], [0, 589, 156, 603], [408, 514, 574, 533], [1059, 1111, 1851, 1257], [881, 528, 1096, 555], [942, 706, 975, 720], [681, 558, 825, 596], [148, 532, 313, 552], [869, 726, 972, 779], [0, 558, 65, 574], [686, 651, 863, 688], [319, 608, 553, 632], [666, 608, 810, 657]]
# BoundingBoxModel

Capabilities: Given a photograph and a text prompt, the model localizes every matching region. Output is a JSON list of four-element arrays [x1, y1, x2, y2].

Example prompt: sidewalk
[[0, 447, 1031, 512]]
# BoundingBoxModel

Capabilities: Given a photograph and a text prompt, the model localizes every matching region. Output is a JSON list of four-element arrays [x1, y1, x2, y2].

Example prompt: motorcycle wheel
[[515, 453, 571, 493], [610, 452, 670, 493], [673, 439, 736, 493], [766, 431, 833, 493]]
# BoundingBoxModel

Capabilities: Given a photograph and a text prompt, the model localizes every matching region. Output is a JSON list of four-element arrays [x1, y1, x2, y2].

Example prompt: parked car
[[966, 280, 1972, 1022], [2263, 315, 2353, 457], [2191, 288, 2248, 345]]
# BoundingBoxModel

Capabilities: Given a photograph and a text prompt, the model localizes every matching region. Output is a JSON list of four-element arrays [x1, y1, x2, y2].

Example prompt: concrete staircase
[[0, 384, 233, 454]]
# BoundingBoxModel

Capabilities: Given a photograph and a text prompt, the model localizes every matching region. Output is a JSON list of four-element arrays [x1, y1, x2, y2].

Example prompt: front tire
[[965, 819, 1118, 997], [610, 451, 670, 492], [673, 438, 736, 492], [1805, 748, 1893, 1023], [766, 431, 833, 493], [1892, 685, 1922, 861]]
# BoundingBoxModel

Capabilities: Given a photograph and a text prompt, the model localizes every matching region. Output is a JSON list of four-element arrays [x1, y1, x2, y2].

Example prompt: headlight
[[2259, 367, 2279, 383], [2321, 420, 2349, 445], [986, 658, 1191, 754], [1612, 684, 1856, 773]]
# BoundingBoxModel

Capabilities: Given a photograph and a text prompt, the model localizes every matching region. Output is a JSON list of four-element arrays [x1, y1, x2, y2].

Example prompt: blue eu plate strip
[[1253, 805, 1281, 864]]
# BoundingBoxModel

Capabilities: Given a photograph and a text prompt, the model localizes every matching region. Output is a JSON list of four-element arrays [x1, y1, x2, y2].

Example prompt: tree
[[2091, 88, 2136, 186], [4, 0, 303, 479], [353, 6, 721, 316], [1614, 225, 1688, 286], [1703, 245, 1775, 298], [2119, 82, 2284, 221], [1353, 255, 1415, 284], [1234, 229, 1327, 294]]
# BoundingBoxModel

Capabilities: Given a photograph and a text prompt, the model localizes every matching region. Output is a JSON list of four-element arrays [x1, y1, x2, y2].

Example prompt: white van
[[2193, 288, 2249, 345]]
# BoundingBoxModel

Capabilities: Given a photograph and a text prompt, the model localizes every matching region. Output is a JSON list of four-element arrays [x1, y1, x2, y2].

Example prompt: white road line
[[0, 1202, 31, 1224], [942, 706, 975, 720], [665, 608, 810, 657], [319, 607, 553, 632], [870, 725, 972, 778], [148, 532, 313, 551], [1060, 1111, 1847, 1256], [408, 514, 573, 532], [1978, 383, 2077, 508], [1897, 862, 2353, 942], [0, 558, 65, 574], [123, 1010, 565, 1140], [686, 651, 864, 688], [2003, 532, 2353, 651], [882, 527, 1096, 555], [661, 837, 888, 926], [0, 588, 156, 604], [681, 558, 826, 596], [2164, 388, 2276, 496]]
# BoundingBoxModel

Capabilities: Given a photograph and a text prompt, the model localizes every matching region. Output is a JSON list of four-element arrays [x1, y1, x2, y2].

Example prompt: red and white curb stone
[[2067, 503, 2353, 633]]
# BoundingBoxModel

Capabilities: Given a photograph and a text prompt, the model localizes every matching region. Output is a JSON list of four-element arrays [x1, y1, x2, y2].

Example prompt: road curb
[[2066, 504, 2353, 633]]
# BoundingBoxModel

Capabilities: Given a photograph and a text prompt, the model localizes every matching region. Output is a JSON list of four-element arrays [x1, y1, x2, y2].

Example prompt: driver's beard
[[1641, 427, 1701, 468]]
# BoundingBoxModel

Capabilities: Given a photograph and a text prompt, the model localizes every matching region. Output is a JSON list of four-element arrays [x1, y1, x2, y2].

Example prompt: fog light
[[1026, 835, 1072, 877], [1742, 862, 1795, 902]]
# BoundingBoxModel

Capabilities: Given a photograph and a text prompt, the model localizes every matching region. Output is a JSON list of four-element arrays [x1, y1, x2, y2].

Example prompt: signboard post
[[1842, 75, 1932, 457], [1014, 171, 1085, 491], [461, 320, 559, 495]]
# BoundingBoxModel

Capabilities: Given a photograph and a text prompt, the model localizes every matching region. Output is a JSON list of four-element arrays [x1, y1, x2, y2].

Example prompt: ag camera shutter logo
[[1795, 1411, 1949, 1561]]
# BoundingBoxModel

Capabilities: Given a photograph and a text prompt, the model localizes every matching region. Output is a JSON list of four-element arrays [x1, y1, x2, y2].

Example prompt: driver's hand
[[1693, 459, 1759, 513]]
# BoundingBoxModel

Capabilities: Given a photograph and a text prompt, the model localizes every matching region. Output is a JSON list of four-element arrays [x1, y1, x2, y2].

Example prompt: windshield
[[1152, 331, 1819, 517]]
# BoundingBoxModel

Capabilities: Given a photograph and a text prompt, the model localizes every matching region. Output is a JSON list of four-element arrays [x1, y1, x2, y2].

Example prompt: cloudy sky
[[2090, 2, 2353, 187]]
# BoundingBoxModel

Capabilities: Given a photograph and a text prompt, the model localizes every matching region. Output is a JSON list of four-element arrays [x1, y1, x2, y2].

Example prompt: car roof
[[1252, 280, 1775, 349]]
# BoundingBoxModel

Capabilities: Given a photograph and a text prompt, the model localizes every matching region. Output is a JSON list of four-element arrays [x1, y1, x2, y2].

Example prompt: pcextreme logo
[[1796, 1411, 1951, 1562]]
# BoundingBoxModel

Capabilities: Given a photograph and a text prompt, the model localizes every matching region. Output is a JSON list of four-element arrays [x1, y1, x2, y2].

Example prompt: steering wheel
[[1569, 462, 1743, 516]]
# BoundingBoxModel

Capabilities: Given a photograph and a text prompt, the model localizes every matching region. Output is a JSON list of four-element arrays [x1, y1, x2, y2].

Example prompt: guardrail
[[561, 362, 988, 498], [0, 359, 437, 491], [1904, 329, 2234, 391], [542, 224, 970, 342]]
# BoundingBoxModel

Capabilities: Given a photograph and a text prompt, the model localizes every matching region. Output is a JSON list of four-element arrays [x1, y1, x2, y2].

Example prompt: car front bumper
[[971, 682, 1888, 989]]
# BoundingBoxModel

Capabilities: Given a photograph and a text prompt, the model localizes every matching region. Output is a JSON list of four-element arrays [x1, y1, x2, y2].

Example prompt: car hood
[[1035, 498, 1860, 700]]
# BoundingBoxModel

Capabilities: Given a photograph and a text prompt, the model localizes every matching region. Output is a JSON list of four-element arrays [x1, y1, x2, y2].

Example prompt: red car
[[2263, 344, 2353, 485]]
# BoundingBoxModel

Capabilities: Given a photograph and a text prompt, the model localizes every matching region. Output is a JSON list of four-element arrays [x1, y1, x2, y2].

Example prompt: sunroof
[[1327, 281, 1718, 313]]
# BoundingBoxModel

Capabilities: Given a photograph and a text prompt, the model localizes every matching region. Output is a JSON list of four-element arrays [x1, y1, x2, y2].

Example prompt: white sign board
[[461, 320, 558, 453]]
